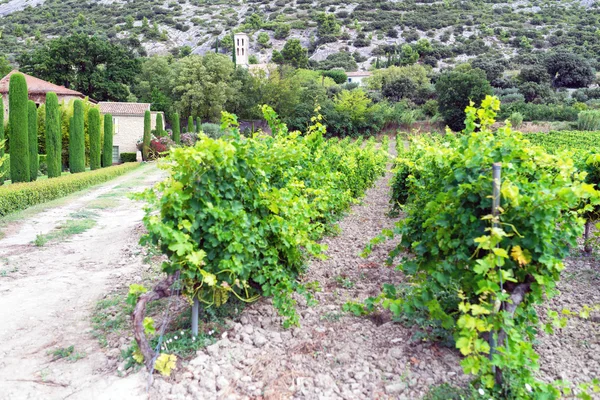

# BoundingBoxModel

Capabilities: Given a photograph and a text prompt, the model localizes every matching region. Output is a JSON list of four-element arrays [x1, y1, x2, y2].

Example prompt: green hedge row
[[0, 162, 141, 216], [120, 153, 137, 163], [1, 154, 50, 181]]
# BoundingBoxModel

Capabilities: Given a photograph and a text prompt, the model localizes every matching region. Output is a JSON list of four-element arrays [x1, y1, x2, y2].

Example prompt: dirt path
[[0, 164, 165, 400]]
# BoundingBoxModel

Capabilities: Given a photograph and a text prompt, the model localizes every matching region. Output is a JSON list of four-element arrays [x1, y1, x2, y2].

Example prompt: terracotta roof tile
[[98, 102, 151, 115], [346, 71, 372, 77], [0, 70, 86, 97]]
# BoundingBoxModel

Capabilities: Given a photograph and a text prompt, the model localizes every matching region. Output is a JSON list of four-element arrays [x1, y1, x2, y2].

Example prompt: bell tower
[[234, 32, 249, 67]]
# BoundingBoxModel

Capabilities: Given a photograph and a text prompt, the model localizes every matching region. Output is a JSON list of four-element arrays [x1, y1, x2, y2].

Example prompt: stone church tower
[[234, 33, 249, 67]]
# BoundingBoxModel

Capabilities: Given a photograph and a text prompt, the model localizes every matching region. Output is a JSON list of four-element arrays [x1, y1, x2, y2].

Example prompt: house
[[0, 70, 92, 118], [97, 102, 164, 163], [346, 71, 372, 86]]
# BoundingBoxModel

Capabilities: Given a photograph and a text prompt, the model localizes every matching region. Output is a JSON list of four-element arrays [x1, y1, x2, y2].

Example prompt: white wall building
[[346, 71, 372, 86], [234, 33, 250, 67]]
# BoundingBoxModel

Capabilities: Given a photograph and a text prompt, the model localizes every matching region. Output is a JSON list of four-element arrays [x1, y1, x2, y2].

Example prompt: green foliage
[[44, 92, 62, 178], [120, 153, 137, 163], [508, 112, 523, 128], [435, 66, 493, 131], [138, 107, 387, 327], [0, 96, 4, 185], [172, 113, 180, 144], [187, 116, 193, 134], [545, 51, 596, 89], [18, 34, 140, 102], [320, 69, 347, 85], [102, 113, 114, 167], [69, 100, 85, 173], [577, 111, 600, 131], [27, 100, 38, 181], [88, 108, 101, 170], [273, 39, 309, 69], [143, 110, 151, 161], [9, 73, 30, 183], [371, 97, 600, 398], [200, 123, 224, 139], [0, 163, 139, 216], [155, 113, 164, 137]]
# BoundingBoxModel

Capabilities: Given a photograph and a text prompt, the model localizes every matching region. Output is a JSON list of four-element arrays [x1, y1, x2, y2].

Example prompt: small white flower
[[479, 388, 485, 396], [525, 383, 532, 392], [180, 331, 185, 335], [192, 337, 196, 341], [174, 336, 178, 340]]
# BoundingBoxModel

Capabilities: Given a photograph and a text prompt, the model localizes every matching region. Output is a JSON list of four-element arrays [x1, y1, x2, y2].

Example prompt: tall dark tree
[[172, 113, 180, 144], [9, 73, 30, 183], [27, 100, 39, 181], [435, 66, 493, 131], [272, 39, 309, 68], [45, 92, 62, 178], [69, 100, 85, 173], [102, 114, 113, 167], [88, 108, 101, 170], [156, 113, 164, 137], [18, 34, 141, 101], [143, 110, 151, 161]]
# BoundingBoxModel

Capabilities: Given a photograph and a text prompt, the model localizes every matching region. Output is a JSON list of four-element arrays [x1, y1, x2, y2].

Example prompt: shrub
[[120, 152, 137, 163], [69, 100, 85, 173], [577, 110, 600, 131], [320, 69, 347, 84], [0, 163, 140, 216], [143, 110, 151, 161], [102, 114, 114, 167], [200, 123, 224, 139], [27, 100, 38, 181], [172, 113, 180, 144], [509, 111, 524, 128], [195, 117, 201, 134], [38, 154, 47, 176], [9, 72, 30, 183], [45, 92, 62, 178], [88, 108, 101, 170]]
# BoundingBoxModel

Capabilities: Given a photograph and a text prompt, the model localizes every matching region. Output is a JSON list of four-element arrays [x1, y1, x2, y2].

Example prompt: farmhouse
[[346, 71, 372, 86], [0, 70, 91, 118], [98, 102, 164, 163]]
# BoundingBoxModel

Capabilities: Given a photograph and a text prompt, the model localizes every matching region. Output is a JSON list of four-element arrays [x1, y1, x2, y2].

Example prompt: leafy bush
[[120, 152, 137, 163], [577, 110, 600, 131], [499, 102, 579, 122], [0, 163, 140, 216], [363, 97, 600, 398], [509, 112, 523, 128], [137, 107, 387, 328], [200, 123, 224, 139]]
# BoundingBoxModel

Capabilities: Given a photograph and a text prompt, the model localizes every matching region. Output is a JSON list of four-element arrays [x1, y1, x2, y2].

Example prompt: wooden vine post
[[490, 162, 502, 382]]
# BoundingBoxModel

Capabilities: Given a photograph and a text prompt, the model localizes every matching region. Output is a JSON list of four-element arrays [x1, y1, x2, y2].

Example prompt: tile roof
[[98, 102, 151, 115], [0, 70, 86, 97]]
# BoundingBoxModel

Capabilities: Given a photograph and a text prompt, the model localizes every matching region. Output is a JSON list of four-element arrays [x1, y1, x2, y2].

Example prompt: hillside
[[0, 0, 599, 71]]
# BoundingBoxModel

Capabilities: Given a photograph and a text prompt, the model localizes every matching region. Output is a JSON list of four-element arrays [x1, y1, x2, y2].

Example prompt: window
[[242, 48, 244, 55], [237, 39, 240, 46], [348, 78, 352, 82], [237, 48, 240, 56], [113, 117, 119, 134], [112, 146, 119, 164], [242, 38, 244, 46]]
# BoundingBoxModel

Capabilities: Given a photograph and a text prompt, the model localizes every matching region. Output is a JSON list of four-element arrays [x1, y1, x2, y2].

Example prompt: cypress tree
[[156, 113, 164, 137], [45, 92, 61, 178], [187, 116, 194, 134], [102, 113, 113, 167], [27, 100, 38, 181], [88, 108, 101, 170], [143, 110, 151, 161], [9, 73, 30, 183], [172, 113, 180, 144], [196, 117, 201, 134], [0, 96, 5, 184], [69, 99, 85, 173]]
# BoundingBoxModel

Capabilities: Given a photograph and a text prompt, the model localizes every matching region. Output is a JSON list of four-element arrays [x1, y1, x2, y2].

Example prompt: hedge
[[120, 152, 137, 163], [0, 162, 140, 216]]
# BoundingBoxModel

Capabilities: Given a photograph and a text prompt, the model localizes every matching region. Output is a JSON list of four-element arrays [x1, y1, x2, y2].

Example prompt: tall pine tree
[[27, 100, 38, 181], [143, 110, 151, 161], [102, 113, 113, 167], [9, 73, 30, 183], [172, 113, 180, 144], [45, 92, 62, 178], [69, 100, 85, 173], [88, 108, 101, 170]]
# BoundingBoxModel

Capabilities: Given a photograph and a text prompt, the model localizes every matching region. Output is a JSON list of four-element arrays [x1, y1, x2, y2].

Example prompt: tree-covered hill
[[1, 0, 599, 71]]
